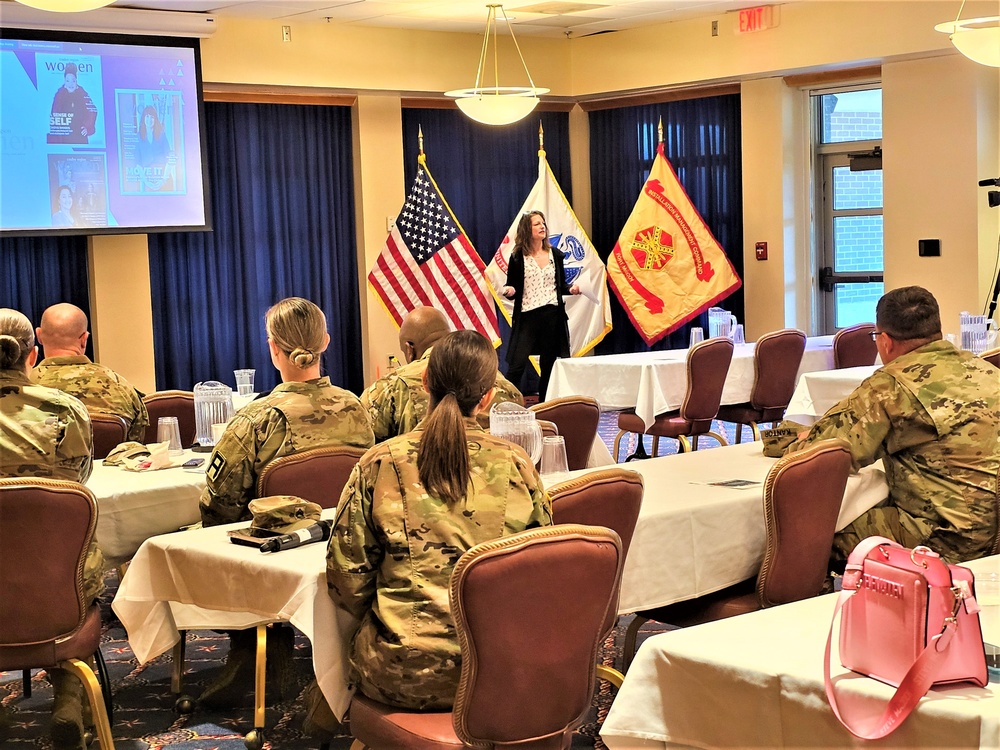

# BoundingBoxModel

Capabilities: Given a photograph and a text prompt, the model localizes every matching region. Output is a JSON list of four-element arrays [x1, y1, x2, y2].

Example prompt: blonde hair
[[0, 308, 35, 371], [418, 330, 498, 505], [265, 297, 327, 369]]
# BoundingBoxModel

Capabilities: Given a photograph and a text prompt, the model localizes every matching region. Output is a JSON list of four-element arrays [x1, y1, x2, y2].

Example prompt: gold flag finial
[[657, 116, 663, 145], [418, 125, 425, 156], [538, 120, 545, 157]]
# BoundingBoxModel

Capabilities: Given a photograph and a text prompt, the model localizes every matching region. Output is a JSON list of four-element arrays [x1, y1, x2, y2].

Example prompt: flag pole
[[418, 125, 426, 167], [538, 120, 545, 158]]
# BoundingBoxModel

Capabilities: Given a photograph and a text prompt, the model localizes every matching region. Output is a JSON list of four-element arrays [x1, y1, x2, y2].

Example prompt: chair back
[[749, 329, 807, 411], [451, 525, 623, 748], [89, 413, 129, 459], [756, 439, 852, 607], [530, 396, 600, 471], [0, 478, 96, 668], [833, 323, 877, 369], [680, 338, 734, 428], [256, 445, 366, 509], [537, 419, 559, 440], [143, 390, 196, 447], [980, 347, 1000, 369], [548, 469, 643, 638]]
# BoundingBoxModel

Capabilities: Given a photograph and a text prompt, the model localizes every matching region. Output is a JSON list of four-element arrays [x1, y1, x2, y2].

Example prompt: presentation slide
[[0, 33, 208, 234]]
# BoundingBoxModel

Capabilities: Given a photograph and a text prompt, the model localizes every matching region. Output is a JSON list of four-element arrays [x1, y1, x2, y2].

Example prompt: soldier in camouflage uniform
[[31, 303, 148, 442], [328, 330, 551, 712], [783, 287, 1000, 564], [196, 297, 373, 709], [361, 306, 523, 442], [0, 309, 105, 750]]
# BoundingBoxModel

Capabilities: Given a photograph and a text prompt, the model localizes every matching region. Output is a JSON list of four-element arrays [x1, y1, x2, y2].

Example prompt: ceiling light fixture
[[445, 4, 549, 126], [934, 1, 1000, 68], [14, 0, 115, 11]]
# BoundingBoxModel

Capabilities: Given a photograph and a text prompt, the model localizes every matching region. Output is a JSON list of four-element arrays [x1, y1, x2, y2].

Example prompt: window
[[813, 87, 884, 330]]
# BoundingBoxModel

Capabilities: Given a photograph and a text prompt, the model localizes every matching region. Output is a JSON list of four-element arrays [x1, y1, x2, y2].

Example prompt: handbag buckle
[[909, 546, 934, 567]]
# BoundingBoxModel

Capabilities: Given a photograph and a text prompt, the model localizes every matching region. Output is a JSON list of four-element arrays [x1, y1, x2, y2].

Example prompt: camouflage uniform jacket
[[326, 419, 552, 710], [0, 369, 105, 600], [786, 340, 1000, 562], [199, 377, 374, 526], [32, 355, 149, 442], [360, 346, 524, 442]]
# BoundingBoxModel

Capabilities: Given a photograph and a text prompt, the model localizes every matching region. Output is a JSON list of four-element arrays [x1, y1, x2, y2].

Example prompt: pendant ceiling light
[[934, 0, 1000, 68], [445, 4, 549, 126], [14, 0, 115, 10]]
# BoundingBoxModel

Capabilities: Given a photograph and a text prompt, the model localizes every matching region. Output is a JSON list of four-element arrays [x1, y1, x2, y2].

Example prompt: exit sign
[[736, 5, 777, 34]]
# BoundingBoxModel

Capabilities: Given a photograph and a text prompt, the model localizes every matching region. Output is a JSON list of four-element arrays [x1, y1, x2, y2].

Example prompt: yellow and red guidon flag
[[607, 143, 742, 345]]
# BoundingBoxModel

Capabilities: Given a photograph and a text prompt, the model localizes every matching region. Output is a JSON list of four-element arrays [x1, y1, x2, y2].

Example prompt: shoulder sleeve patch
[[207, 452, 227, 482]]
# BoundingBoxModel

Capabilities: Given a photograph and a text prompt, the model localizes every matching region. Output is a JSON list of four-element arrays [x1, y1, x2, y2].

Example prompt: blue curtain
[[147, 102, 361, 394], [589, 95, 744, 353], [0, 235, 93, 359]]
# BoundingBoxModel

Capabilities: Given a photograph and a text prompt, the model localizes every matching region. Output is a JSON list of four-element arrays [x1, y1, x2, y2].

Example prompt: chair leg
[[750, 422, 762, 442], [93, 649, 114, 725], [704, 430, 729, 448], [22, 669, 31, 698], [61, 658, 115, 750], [613, 429, 626, 463], [622, 615, 648, 673], [734, 423, 744, 444], [596, 664, 624, 689], [678, 435, 692, 452]]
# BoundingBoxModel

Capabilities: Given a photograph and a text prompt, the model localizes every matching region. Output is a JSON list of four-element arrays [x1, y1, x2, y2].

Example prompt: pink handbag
[[824, 536, 988, 739]]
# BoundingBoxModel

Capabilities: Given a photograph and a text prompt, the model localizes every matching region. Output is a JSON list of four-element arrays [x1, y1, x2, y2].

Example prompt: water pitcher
[[194, 380, 234, 449], [489, 401, 543, 464], [708, 307, 737, 339]]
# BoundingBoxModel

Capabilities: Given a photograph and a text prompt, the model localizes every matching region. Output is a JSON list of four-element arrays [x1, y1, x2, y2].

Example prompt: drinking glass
[[157, 416, 184, 456], [732, 324, 746, 345], [689, 327, 704, 347], [539, 435, 569, 481], [234, 368, 256, 396]]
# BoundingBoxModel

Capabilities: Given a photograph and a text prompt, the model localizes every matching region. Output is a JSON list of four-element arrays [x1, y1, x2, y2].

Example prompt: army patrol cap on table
[[248, 496, 322, 534]]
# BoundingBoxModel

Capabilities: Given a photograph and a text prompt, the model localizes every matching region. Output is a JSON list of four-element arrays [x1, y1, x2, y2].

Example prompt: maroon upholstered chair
[[529, 396, 601, 471], [547, 468, 644, 688], [622, 439, 852, 670], [832, 323, 877, 369], [614, 338, 734, 460], [717, 328, 807, 443], [980, 347, 1000, 369], [142, 390, 196, 448], [348, 525, 624, 750], [537, 419, 558, 440], [256, 445, 367, 510], [0, 478, 116, 750], [89, 413, 129, 460]]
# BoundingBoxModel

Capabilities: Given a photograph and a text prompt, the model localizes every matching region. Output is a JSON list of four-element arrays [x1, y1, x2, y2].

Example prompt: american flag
[[368, 161, 499, 341]]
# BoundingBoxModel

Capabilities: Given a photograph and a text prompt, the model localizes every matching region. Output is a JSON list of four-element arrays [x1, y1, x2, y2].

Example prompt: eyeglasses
[[868, 330, 887, 341]]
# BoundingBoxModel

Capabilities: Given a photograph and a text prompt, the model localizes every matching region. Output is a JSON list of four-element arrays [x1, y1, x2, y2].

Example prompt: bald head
[[37, 303, 89, 356], [398, 307, 451, 363]]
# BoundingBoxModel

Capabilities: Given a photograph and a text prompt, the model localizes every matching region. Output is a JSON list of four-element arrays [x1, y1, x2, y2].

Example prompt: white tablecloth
[[601, 555, 1000, 750], [112, 509, 358, 720], [567, 441, 888, 614], [87, 449, 206, 565], [547, 336, 835, 429], [785, 364, 880, 425]]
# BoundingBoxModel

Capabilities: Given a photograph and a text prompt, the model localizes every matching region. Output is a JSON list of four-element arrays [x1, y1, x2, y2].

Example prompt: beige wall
[[82, 1, 1000, 388]]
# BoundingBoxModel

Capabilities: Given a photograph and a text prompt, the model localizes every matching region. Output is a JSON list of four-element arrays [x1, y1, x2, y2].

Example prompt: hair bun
[[0, 334, 21, 369], [289, 347, 316, 368]]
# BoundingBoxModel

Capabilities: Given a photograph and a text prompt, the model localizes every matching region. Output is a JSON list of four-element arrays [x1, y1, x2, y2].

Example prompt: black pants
[[506, 305, 566, 399]]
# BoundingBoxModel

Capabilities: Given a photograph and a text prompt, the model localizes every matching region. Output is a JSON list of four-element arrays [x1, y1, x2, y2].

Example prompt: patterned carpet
[[0, 412, 735, 750]]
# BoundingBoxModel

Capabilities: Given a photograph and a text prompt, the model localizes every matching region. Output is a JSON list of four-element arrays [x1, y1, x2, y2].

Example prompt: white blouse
[[521, 250, 558, 312]]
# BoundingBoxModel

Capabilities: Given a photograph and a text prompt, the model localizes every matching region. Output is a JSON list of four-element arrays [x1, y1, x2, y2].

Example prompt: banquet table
[[600, 555, 1000, 750], [547, 335, 835, 429], [87, 449, 206, 565], [112, 509, 358, 722], [784, 364, 880, 425], [565, 441, 888, 614]]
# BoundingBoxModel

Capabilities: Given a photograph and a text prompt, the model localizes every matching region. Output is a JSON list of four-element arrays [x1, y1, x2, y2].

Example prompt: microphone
[[978, 178, 1000, 187], [259, 520, 333, 553]]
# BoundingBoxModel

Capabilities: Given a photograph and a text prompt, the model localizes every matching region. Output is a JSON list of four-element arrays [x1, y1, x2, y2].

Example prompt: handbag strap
[[823, 538, 962, 739]]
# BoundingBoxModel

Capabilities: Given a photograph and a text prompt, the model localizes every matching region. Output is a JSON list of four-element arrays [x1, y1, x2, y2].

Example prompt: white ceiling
[[104, 0, 791, 38]]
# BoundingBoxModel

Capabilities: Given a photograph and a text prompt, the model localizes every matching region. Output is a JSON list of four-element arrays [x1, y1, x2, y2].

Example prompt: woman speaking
[[502, 210, 580, 399]]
